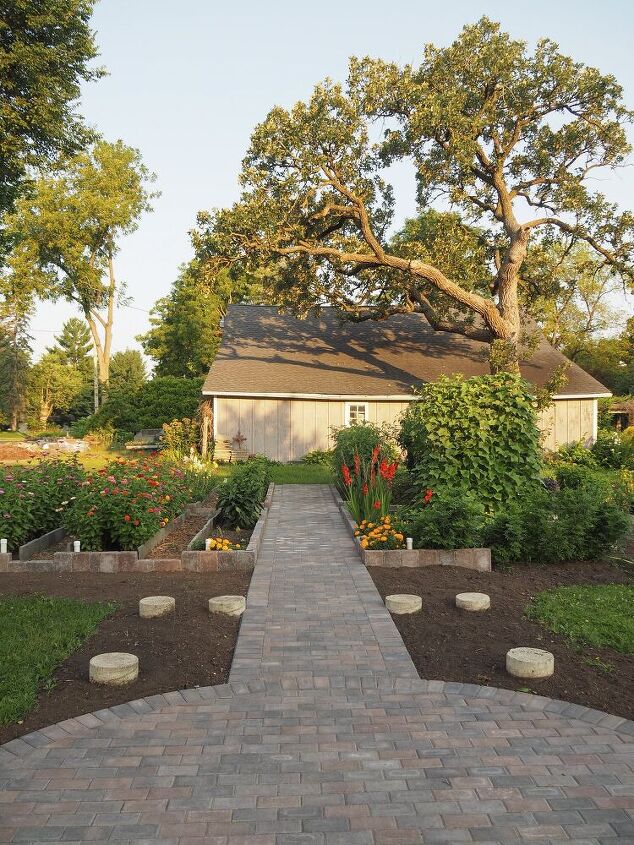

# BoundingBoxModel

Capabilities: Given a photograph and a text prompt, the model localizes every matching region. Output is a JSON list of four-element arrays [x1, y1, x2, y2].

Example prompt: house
[[202, 305, 611, 462]]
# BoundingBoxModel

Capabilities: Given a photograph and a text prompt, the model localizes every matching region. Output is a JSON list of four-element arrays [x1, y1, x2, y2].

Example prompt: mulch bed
[[369, 561, 634, 721], [0, 570, 251, 744]]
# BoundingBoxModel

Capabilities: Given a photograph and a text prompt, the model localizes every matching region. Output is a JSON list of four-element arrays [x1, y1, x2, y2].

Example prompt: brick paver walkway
[[1, 485, 633, 844]]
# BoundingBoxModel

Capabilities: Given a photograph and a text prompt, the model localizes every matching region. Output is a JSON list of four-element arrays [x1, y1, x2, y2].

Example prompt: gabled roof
[[203, 305, 611, 399]]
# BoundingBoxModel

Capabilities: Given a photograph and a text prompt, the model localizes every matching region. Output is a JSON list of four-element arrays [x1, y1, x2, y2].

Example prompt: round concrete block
[[89, 652, 138, 685], [139, 595, 175, 618], [208, 595, 246, 617], [385, 594, 422, 614], [455, 592, 490, 612], [506, 647, 554, 679]]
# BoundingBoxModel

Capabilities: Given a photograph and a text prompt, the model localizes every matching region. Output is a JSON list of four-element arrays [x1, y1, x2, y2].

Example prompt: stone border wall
[[18, 526, 68, 561], [186, 508, 221, 550], [332, 486, 491, 572], [0, 484, 275, 575]]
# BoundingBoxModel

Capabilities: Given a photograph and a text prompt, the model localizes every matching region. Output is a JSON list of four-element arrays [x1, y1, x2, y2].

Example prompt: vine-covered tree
[[0, 0, 102, 230], [5, 140, 157, 390], [198, 18, 634, 372]]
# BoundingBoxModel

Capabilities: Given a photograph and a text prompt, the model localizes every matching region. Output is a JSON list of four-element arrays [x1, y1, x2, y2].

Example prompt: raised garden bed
[[369, 560, 634, 721], [0, 569, 251, 745], [333, 487, 492, 571]]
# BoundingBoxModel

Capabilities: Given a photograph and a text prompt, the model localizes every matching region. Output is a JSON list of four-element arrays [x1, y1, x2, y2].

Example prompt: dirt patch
[[0, 570, 251, 744], [149, 514, 211, 558], [0, 444, 36, 461], [369, 561, 634, 721]]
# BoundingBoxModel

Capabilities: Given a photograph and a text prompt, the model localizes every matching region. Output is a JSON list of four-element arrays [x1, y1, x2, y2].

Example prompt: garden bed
[[369, 560, 634, 721], [0, 570, 251, 745]]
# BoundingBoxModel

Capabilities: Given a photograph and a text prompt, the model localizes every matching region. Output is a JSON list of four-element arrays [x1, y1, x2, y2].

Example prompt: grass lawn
[[526, 584, 634, 655], [270, 463, 332, 484], [0, 596, 116, 725], [0, 431, 25, 441]]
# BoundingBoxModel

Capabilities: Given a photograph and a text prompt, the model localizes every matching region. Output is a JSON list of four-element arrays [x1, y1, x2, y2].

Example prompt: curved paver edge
[[2, 676, 632, 763]]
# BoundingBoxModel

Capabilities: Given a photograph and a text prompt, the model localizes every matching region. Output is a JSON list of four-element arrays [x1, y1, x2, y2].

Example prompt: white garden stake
[[406, 537, 413, 550], [73, 540, 81, 552], [205, 538, 212, 551], [0, 539, 7, 554]]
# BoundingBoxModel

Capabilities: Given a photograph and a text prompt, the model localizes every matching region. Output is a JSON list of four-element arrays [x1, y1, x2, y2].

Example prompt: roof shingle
[[202, 305, 610, 398]]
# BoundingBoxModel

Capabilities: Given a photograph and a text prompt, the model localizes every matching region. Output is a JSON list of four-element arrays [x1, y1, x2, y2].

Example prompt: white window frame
[[344, 401, 369, 426]]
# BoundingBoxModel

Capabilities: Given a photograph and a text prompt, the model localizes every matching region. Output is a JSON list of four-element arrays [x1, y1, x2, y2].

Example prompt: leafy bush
[[0, 459, 86, 551], [401, 488, 487, 550], [162, 417, 199, 461], [302, 448, 333, 465], [483, 485, 629, 565], [63, 456, 216, 550], [216, 456, 271, 529], [399, 374, 542, 509], [390, 466, 417, 505], [331, 422, 399, 487], [591, 429, 634, 469], [556, 440, 598, 467]]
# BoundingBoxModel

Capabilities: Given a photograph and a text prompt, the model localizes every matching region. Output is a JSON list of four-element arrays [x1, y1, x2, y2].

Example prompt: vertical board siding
[[216, 396, 599, 459]]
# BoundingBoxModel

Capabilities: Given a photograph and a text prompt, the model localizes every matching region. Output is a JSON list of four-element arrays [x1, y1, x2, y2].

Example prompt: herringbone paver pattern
[[1, 485, 633, 844]]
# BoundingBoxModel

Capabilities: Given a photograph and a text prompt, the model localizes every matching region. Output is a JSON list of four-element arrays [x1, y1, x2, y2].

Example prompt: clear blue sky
[[30, 0, 634, 360]]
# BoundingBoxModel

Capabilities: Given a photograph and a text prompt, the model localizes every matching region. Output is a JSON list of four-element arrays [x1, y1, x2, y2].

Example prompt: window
[[345, 402, 369, 426]]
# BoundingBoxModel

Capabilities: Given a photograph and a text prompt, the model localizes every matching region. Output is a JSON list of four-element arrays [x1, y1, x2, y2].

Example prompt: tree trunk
[[83, 253, 116, 402]]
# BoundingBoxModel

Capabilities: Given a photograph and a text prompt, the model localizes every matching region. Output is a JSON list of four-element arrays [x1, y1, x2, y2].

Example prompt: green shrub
[[391, 466, 417, 505], [331, 422, 399, 494], [556, 440, 598, 467], [401, 488, 486, 550], [399, 374, 542, 509], [483, 485, 629, 565], [216, 456, 271, 529], [591, 429, 634, 469], [162, 418, 199, 460], [302, 448, 333, 465]]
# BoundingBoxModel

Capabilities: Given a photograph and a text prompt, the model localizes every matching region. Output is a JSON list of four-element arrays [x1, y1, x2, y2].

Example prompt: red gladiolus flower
[[372, 500, 381, 509], [342, 465, 352, 487], [379, 459, 398, 482], [371, 445, 380, 465], [362, 483, 369, 495], [423, 489, 433, 504], [353, 452, 361, 477]]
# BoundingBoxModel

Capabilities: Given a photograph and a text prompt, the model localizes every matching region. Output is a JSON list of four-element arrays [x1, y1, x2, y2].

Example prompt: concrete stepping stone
[[139, 595, 175, 618], [209, 595, 246, 616], [89, 652, 139, 685], [456, 592, 490, 611], [385, 594, 422, 614], [506, 647, 554, 679]]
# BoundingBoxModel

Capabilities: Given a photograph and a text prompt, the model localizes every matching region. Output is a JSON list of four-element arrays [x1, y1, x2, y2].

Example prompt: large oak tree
[[198, 18, 634, 372]]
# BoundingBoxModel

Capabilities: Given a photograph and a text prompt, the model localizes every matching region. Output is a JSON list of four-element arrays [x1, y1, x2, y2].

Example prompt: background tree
[[139, 261, 257, 377], [49, 317, 93, 367], [198, 18, 633, 373], [27, 352, 83, 428], [108, 349, 146, 394], [6, 139, 157, 393], [0, 299, 31, 430], [0, 0, 102, 248]]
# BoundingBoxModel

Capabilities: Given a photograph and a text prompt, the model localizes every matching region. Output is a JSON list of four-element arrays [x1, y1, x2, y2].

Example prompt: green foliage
[[63, 455, 216, 550], [49, 318, 93, 366], [73, 376, 204, 437], [526, 585, 634, 654], [269, 464, 332, 484], [162, 418, 200, 461], [483, 485, 630, 565], [556, 440, 598, 467], [138, 262, 257, 377], [400, 374, 542, 509], [0, 595, 115, 725], [0, 0, 102, 226], [216, 456, 271, 529], [401, 488, 486, 550], [27, 352, 84, 427], [302, 448, 333, 465], [0, 458, 86, 551], [108, 349, 146, 394], [331, 422, 399, 490], [591, 429, 634, 469]]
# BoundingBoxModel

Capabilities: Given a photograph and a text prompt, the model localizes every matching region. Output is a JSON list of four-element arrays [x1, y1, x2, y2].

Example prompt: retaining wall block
[[0, 552, 11, 572], [182, 550, 219, 572]]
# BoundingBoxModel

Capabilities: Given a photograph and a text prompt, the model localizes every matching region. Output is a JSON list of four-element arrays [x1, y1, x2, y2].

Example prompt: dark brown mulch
[[149, 514, 210, 558], [0, 570, 251, 745], [369, 560, 634, 721]]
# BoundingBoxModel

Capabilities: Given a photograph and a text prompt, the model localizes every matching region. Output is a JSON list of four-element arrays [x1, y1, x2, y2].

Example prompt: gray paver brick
[[1, 486, 633, 842]]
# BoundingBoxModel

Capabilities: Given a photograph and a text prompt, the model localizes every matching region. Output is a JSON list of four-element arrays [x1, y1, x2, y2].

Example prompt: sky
[[29, 0, 634, 361]]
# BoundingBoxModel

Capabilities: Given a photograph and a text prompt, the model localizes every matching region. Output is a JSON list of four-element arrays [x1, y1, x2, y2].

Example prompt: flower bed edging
[[186, 508, 221, 550], [18, 527, 68, 561], [181, 482, 274, 573], [331, 485, 492, 572]]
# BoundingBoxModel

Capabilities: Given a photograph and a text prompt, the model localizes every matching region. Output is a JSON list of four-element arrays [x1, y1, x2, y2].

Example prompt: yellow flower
[[367, 522, 374, 529], [360, 538, 368, 549], [394, 533, 403, 542], [354, 530, 360, 536]]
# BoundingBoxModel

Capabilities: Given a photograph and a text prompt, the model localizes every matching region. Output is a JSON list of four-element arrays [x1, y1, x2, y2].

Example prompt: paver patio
[[1, 484, 633, 844]]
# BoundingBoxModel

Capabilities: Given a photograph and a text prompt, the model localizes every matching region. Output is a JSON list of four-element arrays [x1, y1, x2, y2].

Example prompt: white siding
[[215, 395, 598, 461]]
